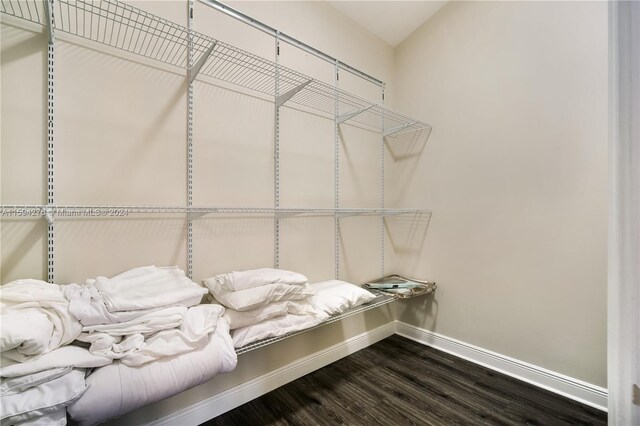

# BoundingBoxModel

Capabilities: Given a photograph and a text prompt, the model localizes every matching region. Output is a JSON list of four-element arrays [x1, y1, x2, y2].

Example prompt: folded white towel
[[218, 268, 308, 292], [224, 300, 317, 330], [92, 266, 208, 312]]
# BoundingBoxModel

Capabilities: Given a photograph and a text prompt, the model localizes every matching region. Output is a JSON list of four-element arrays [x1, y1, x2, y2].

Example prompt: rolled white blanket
[[0, 280, 82, 361], [217, 268, 308, 292]]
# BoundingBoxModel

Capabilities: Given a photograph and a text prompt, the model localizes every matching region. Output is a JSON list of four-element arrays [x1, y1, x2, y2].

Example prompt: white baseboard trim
[[146, 322, 396, 426], [395, 321, 608, 412]]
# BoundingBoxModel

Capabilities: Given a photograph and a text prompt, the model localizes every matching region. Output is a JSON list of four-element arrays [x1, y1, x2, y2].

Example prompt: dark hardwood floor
[[204, 335, 606, 426]]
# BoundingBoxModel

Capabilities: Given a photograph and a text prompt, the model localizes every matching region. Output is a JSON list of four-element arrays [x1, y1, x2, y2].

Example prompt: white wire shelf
[[235, 289, 395, 355], [0, 0, 431, 137], [0, 205, 431, 219]]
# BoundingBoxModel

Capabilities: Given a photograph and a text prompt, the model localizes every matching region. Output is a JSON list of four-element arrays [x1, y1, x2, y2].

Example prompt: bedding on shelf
[[67, 316, 237, 426], [64, 266, 212, 365], [205, 270, 376, 349]]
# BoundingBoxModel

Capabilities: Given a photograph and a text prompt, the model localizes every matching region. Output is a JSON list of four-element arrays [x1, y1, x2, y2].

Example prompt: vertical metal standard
[[273, 32, 281, 268], [380, 84, 386, 278], [334, 61, 340, 279], [186, 0, 195, 278], [45, 0, 55, 283]]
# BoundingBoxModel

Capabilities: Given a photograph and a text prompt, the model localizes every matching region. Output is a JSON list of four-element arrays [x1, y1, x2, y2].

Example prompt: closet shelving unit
[[0, 0, 433, 353]]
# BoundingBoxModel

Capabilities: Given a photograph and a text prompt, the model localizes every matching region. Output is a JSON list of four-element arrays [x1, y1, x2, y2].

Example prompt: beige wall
[[392, 1, 608, 387]]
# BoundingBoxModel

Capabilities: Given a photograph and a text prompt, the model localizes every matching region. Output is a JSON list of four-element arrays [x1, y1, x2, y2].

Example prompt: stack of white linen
[[1, 279, 110, 426], [203, 268, 329, 348], [62, 266, 211, 366]]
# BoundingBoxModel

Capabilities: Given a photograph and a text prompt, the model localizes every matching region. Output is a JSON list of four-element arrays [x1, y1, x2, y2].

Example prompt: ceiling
[[326, 1, 448, 47]]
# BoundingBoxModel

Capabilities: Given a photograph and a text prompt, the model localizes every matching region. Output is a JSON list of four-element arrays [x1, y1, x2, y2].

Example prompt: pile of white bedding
[[1, 266, 238, 426], [63, 266, 211, 366], [0, 280, 109, 425], [203, 268, 329, 348]]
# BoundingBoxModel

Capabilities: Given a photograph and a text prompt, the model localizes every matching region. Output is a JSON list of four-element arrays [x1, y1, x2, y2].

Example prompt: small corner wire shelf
[[235, 290, 395, 355], [0, 0, 431, 137]]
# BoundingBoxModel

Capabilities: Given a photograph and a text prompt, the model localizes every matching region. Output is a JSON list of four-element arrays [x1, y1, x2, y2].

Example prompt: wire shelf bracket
[[276, 79, 311, 108], [336, 105, 373, 125], [189, 41, 217, 84], [382, 121, 418, 138]]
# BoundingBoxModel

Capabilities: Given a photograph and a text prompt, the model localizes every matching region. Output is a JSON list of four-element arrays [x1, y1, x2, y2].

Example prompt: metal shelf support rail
[[45, 0, 55, 283]]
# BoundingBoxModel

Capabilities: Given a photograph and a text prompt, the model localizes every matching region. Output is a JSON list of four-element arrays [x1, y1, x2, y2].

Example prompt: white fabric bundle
[[63, 283, 203, 327], [204, 274, 314, 311], [309, 280, 376, 315], [224, 300, 318, 330], [1, 280, 82, 362], [75, 304, 225, 366], [216, 268, 308, 292], [90, 266, 208, 312], [0, 368, 87, 426], [1, 346, 112, 378], [231, 308, 329, 348], [68, 317, 237, 426]]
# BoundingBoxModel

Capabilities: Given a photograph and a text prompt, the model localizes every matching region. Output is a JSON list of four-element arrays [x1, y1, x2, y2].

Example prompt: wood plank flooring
[[203, 335, 606, 426]]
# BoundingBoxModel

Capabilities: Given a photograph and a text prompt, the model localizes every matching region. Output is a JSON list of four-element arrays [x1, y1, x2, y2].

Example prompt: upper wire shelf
[[0, 205, 431, 219], [0, 0, 432, 137]]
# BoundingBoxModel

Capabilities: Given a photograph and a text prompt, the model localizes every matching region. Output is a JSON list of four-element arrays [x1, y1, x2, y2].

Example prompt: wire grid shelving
[[0, 205, 431, 219], [0, 0, 432, 136], [1, 0, 434, 352], [235, 290, 395, 355]]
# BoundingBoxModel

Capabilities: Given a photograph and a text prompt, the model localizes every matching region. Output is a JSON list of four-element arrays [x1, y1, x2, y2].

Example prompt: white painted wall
[[391, 1, 608, 387]]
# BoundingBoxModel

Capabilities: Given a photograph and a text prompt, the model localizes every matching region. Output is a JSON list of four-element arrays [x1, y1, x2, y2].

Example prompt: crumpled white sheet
[[76, 304, 226, 367], [1, 280, 82, 361]]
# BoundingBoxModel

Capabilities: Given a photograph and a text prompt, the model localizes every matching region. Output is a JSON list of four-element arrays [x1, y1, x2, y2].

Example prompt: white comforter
[[1, 280, 82, 362], [68, 317, 238, 426], [217, 268, 309, 292]]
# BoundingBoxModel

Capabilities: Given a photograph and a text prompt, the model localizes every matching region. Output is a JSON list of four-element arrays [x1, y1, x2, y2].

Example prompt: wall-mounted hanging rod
[[197, 0, 384, 88]]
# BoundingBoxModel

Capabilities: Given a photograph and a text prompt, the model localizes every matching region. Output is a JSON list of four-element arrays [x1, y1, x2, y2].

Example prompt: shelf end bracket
[[337, 105, 373, 125], [276, 80, 311, 108], [44, 0, 55, 44], [189, 41, 217, 84], [382, 121, 417, 138]]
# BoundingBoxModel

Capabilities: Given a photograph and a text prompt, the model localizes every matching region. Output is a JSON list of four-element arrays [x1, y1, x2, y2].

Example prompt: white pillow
[[224, 300, 318, 330], [203, 275, 315, 311], [0, 368, 86, 425], [232, 310, 329, 348], [310, 280, 376, 315]]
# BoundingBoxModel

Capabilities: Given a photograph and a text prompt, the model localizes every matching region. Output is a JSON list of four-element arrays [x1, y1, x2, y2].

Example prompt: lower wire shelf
[[235, 290, 396, 355]]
